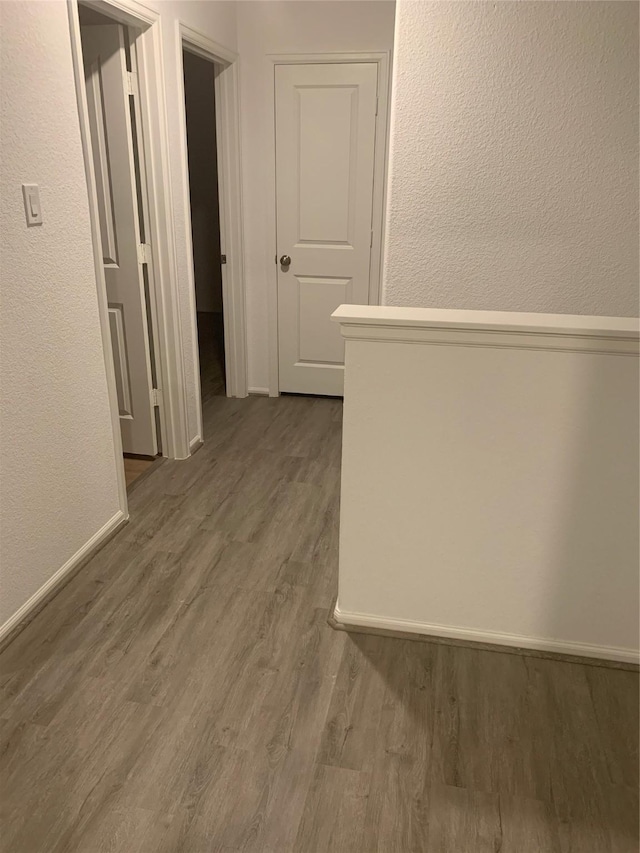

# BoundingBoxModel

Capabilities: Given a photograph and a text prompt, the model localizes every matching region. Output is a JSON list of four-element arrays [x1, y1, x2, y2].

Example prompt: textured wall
[[0, 2, 121, 626], [383, 1, 639, 317], [237, 1, 396, 392]]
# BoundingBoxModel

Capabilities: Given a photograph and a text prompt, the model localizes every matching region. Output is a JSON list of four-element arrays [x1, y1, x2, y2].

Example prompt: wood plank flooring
[[1, 391, 638, 852]]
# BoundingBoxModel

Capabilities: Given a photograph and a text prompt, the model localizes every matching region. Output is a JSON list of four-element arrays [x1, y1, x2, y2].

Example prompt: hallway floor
[[0, 393, 638, 852]]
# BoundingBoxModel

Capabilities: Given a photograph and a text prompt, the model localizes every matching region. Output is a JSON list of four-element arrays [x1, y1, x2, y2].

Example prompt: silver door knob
[[280, 254, 291, 267]]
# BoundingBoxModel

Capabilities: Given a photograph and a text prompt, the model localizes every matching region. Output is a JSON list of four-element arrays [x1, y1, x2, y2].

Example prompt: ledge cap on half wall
[[331, 305, 640, 355]]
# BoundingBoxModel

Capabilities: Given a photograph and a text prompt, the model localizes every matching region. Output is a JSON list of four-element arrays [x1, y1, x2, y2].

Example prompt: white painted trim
[[81, 0, 157, 27], [68, 1, 128, 514], [215, 58, 249, 400], [248, 386, 270, 396], [264, 63, 280, 398], [333, 604, 640, 665], [180, 23, 237, 65], [189, 434, 203, 453], [332, 305, 640, 355], [133, 20, 190, 459], [69, 0, 191, 461], [178, 23, 248, 420], [265, 52, 392, 396], [0, 511, 127, 645], [332, 304, 640, 336]]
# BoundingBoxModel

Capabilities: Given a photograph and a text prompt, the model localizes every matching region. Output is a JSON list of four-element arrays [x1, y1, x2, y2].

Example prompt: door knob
[[280, 254, 291, 267]]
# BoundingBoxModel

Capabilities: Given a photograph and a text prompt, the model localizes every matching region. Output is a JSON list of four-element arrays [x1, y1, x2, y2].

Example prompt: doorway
[[78, 4, 162, 489], [269, 53, 391, 397], [183, 49, 226, 405], [177, 25, 248, 450]]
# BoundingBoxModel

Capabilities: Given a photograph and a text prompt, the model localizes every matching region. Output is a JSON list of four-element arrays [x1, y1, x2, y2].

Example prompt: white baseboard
[[189, 435, 203, 455], [0, 510, 127, 646], [333, 604, 640, 666], [248, 386, 270, 396]]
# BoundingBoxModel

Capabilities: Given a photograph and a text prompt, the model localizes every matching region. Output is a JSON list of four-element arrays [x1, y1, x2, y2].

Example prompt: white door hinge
[[370, 229, 374, 248], [150, 388, 162, 407], [137, 243, 150, 264], [127, 71, 138, 97]]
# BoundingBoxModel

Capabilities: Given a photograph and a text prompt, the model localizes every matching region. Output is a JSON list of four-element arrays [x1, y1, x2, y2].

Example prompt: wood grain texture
[[1, 392, 637, 852]]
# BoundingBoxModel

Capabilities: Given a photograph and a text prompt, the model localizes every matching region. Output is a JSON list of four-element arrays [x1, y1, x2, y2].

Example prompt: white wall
[[0, 1, 121, 628], [237, 0, 396, 392], [383, 1, 639, 317], [183, 49, 223, 315], [333, 306, 640, 663]]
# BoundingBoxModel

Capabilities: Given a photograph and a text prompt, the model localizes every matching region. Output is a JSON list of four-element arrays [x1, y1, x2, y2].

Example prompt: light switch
[[22, 184, 43, 226]]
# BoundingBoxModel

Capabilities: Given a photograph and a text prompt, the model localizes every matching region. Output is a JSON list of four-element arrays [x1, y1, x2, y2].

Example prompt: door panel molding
[[86, 57, 119, 266], [296, 275, 352, 365], [266, 52, 391, 397], [108, 305, 133, 415], [296, 84, 358, 245]]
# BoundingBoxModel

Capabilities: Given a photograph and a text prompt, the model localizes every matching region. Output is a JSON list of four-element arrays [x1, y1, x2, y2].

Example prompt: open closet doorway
[[78, 3, 163, 490], [183, 50, 226, 405]]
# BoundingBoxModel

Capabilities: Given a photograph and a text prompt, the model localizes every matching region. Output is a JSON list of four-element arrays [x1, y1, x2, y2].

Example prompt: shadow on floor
[[197, 310, 226, 403]]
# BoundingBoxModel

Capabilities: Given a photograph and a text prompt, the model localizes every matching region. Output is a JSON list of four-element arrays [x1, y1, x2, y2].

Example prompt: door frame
[[68, 0, 192, 508], [265, 51, 391, 397], [177, 24, 248, 449]]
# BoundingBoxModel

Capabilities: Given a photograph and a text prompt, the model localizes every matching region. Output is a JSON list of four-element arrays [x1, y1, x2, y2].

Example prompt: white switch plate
[[22, 184, 43, 226]]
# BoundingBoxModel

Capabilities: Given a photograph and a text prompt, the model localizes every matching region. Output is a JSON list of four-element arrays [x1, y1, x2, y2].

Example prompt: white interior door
[[82, 24, 157, 456], [275, 62, 379, 396]]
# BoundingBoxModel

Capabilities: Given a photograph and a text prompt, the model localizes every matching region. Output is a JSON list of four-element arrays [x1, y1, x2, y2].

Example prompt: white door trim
[[178, 23, 248, 445], [68, 0, 191, 466], [265, 51, 391, 397]]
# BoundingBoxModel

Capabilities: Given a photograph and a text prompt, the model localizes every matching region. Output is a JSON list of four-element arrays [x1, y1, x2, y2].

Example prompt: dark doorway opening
[[183, 49, 226, 402]]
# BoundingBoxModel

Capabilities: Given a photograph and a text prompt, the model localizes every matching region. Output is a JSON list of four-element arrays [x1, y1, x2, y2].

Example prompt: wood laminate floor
[[1, 392, 638, 852]]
